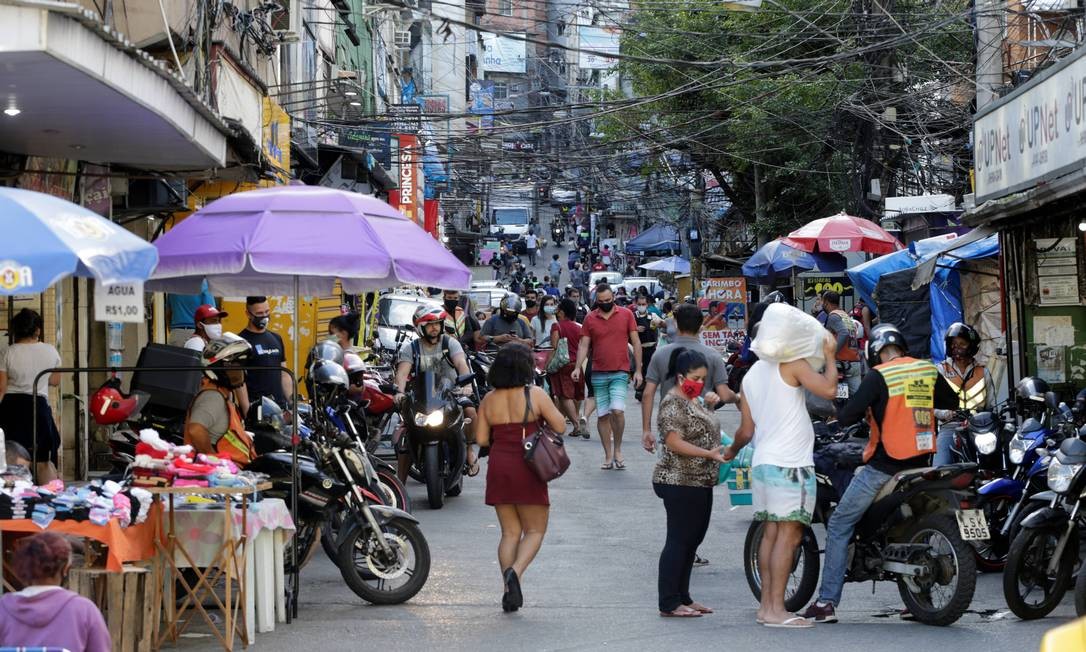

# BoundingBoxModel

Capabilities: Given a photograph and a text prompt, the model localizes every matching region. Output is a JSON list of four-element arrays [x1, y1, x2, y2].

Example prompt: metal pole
[[976, 0, 1003, 110], [290, 274, 300, 620]]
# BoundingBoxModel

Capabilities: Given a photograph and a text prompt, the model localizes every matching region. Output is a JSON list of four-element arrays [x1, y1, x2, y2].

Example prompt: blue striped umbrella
[[741, 238, 845, 284], [0, 187, 158, 294]]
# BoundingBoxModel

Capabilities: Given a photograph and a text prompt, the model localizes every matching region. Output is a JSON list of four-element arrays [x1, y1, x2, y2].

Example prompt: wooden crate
[[68, 565, 156, 652]]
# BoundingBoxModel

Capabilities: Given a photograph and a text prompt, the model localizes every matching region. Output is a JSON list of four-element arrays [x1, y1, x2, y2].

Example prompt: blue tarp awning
[[847, 230, 999, 360], [625, 224, 680, 255]]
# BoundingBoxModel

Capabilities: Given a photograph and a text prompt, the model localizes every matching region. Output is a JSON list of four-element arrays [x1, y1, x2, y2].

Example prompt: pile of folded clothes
[[131, 429, 258, 490], [0, 478, 154, 529]]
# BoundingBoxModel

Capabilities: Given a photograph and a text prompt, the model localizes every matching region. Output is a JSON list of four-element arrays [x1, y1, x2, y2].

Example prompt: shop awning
[[0, 2, 229, 169], [911, 225, 998, 288], [625, 224, 680, 255]]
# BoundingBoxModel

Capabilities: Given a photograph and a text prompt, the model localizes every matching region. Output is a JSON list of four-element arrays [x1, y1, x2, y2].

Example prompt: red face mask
[[680, 377, 704, 399]]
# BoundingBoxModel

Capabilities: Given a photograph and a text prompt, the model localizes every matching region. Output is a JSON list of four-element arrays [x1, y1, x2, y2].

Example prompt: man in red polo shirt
[[573, 283, 642, 470]]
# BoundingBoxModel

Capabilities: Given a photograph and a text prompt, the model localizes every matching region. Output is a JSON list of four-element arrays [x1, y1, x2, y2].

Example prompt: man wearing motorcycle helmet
[[183, 335, 257, 465], [932, 322, 996, 465], [442, 290, 484, 351], [801, 323, 960, 624], [183, 304, 228, 353], [394, 305, 480, 481], [481, 294, 533, 349]]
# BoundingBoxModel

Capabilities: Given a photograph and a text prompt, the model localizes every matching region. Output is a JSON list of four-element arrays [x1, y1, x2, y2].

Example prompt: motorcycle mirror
[[1045, 391, 1060, 410], [456, 372, 476, 387]]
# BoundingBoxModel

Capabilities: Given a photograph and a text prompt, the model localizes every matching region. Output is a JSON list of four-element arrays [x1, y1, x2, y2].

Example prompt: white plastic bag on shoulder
[[750, 303, 827, 369]]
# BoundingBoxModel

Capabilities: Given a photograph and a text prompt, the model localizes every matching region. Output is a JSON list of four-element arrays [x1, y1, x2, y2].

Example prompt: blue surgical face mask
[[543, 305, 557, 315]]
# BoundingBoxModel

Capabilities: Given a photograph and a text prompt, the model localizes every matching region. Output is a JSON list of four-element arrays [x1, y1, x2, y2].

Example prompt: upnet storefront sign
[[974, 46, 1086, 203]]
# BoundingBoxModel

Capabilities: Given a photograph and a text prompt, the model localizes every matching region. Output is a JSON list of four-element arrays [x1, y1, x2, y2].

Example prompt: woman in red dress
[[476, 343, 567, 612]]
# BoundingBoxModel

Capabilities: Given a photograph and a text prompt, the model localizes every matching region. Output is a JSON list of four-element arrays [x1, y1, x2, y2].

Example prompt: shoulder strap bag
[[521, 386, 571, 482]]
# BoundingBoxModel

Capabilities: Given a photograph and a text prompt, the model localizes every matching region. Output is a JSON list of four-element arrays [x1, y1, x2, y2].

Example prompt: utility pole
[[754, 163, 767, 248], [975, 0, 1003, 110]]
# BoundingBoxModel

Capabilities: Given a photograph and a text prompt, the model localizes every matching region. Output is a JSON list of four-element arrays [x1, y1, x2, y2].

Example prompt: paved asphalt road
[[179, 224, 1070, 651], [181, 404, 1070, 652]]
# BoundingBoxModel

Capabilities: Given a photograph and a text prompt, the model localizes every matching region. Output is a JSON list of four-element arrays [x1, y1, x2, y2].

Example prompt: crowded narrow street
[[4, 1, 1086, 651], [176, 393, 1063, 652]]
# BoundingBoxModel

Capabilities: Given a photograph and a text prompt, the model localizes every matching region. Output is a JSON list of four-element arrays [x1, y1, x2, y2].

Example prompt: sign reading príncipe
[[974, 46, 1086, 203]]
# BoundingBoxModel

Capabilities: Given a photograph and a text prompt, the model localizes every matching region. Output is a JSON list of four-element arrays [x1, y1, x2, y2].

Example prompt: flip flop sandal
[[688, 603, 713, 614], [600, 461, 614, 470], [614, 459, 626, 470], [659, 608, 702, 618], [465, 460, 481, 477], [764, 616, 813, 629]]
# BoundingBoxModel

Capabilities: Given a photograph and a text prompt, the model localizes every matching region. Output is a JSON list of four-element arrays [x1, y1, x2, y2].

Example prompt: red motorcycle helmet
[[90, 377, 149, 425]]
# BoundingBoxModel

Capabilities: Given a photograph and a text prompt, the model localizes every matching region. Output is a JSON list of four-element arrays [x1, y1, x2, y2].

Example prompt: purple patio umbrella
[[148, 185, 471, 295]]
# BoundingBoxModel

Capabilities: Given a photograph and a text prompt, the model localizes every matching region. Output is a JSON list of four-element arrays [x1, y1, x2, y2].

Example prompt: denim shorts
[[590, 371, 629, 415]]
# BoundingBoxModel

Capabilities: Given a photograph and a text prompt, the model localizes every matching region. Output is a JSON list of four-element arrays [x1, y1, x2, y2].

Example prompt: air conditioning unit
[[335, 68, 361, 81], [394, 30, 412, 47]]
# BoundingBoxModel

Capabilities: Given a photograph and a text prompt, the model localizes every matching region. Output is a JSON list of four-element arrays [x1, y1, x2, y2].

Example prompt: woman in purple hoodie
[[0, 532, 111, 652]]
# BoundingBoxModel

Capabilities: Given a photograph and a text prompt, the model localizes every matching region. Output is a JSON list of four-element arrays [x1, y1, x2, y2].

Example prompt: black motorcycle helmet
[[944, 322, 981, 359], [866, 323, 908, 369], [308, 339, 345, 367], [763, 290, 788, 304], [1015, 376, 1050, 416], [311, 359, 349, 388]]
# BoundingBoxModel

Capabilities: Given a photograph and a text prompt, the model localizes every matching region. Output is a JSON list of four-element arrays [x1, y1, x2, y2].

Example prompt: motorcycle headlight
[[415, 410, 444, 427], [1047, 459, 1082, 494], [973, 431, 998, 455], [1008, 436, 1028, 465]]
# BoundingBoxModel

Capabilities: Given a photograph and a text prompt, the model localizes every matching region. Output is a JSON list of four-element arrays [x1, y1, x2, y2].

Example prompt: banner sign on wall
[[396, 134, 423, 227], [802, 275, 855, 299], [339, 123, 392, 168], [578, 26, 621, 70], [480, 33, 527, 73], [698, 277, 747, 353]]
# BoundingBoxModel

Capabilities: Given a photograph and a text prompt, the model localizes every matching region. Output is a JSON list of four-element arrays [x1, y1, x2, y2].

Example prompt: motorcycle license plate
[[836, 383, 849, 399], [956, 509, 990, 541]]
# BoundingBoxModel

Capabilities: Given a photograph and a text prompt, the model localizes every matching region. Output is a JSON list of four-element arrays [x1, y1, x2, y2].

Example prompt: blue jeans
[[933, 423, 958, 466], [818, 465, 893, 605]]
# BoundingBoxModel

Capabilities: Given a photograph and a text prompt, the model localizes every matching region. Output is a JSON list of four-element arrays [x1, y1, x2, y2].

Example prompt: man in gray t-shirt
[[640, 304, 737, 453], [393, 310, 478, 483], [396, 333, 465, 386], [821, 291, 861, 396], [187, 391, 231, 447]]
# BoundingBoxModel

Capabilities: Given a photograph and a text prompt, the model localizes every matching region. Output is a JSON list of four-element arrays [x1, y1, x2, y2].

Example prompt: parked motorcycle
[[400, 370, 475, 509], [1002, 422, 1086, 619], [247, 428, 430, 605], [943, 404, 1018, 571], [743, 436, 983, 625]]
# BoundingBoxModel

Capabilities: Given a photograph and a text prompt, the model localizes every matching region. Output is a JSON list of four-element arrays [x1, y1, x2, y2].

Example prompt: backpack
[[411, 335, 454, 373], [831, 310, 862, 362]]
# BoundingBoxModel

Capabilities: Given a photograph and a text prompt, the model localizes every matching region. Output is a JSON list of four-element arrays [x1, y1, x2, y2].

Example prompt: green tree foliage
[[606, 0, 974, 242]]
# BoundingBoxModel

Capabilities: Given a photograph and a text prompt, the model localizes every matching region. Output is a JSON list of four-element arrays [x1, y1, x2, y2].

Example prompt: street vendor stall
[[847, 230, 1001, 373], [144, 184, 472, 621]]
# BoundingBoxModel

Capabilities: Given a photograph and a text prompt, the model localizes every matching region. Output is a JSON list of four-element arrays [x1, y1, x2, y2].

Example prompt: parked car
[[376, 292, 441, 352], [588, 271, 624, 288], [620, 277, 663, 297], [550, 188, 578, 205]]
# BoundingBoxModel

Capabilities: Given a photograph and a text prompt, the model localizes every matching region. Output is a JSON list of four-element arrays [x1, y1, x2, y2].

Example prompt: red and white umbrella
[[782, 211, 903, 254]]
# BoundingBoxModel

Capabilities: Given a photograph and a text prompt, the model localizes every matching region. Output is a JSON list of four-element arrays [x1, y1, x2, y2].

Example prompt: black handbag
[[521, 386, 571, 482]]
